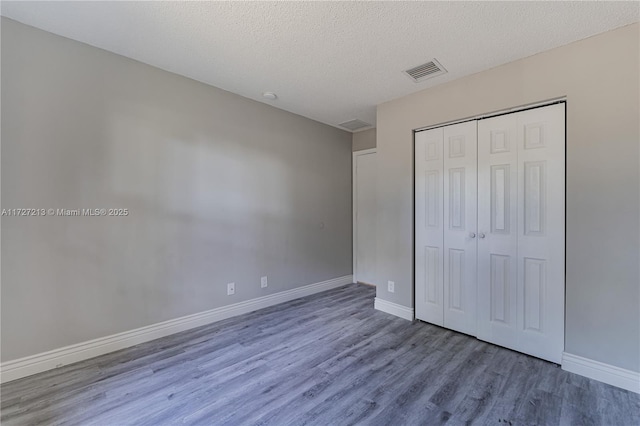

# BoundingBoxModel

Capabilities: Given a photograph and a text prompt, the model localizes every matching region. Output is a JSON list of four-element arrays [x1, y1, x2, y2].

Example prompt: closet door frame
[[413, 99, 566, 362], [353, 148, 377, 285]]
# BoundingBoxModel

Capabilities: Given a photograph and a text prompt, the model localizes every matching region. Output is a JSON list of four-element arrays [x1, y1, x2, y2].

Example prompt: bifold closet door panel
[[443, 121, 478, 336], [515, 104, 565, 363], [415, 128, 445, 326], [477, 115, 519, 347], [477, 104, 565, 364]]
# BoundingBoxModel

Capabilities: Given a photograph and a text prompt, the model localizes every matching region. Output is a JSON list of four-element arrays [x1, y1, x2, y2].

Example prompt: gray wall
[[352, 128, 376, 152], [1, 18, 353, 362], [376, 23, 639, 372]]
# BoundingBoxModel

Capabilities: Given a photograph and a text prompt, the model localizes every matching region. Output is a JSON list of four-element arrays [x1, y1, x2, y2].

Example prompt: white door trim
[[414, 97, 567, 133], [353, 148, 377, 283]]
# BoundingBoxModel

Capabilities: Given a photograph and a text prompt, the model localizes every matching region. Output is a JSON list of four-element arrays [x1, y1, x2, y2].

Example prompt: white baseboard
[[562, 352, 640, 394], [374, 297, 414, 321], [1, 275, 353, 383]]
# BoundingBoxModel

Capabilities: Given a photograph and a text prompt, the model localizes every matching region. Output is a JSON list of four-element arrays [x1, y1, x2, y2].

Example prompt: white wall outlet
[[227, 282, 235, 295], [387, 281, 395, 293], [261, 276, 268, 288]]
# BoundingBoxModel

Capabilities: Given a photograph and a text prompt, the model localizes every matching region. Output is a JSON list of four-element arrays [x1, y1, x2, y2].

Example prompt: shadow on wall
[[104, 102, 298, 317], [3, 102, 350, 360], [1, 32, 351, 361], [49, 101, 344, 320]]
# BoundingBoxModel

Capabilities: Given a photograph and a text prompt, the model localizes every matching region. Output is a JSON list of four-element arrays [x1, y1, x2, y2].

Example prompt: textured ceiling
[[2, 1, 638, 131]]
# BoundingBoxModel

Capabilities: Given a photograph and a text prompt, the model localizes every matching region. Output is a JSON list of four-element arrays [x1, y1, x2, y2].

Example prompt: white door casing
[[353, 149, 377, 285], [443, 121, 478, 336], [415, 128, 444, 326]]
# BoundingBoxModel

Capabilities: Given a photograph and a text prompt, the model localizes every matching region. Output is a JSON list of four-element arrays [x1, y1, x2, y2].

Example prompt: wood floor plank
[[2, 283, 639, 426]]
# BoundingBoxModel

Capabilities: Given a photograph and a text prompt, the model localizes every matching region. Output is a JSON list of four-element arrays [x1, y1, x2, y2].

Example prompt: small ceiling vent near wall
[[339, 119, 372, 132], [404, 58, 447, 82]]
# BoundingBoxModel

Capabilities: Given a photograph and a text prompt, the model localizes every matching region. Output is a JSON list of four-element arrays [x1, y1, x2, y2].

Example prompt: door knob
[[479, 233, 486, 239], [469, 232, 476, 238]]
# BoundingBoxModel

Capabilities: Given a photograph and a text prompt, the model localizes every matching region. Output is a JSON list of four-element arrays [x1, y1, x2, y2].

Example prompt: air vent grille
[[404, 59, 447, 82], [339, 119, 372, 131]]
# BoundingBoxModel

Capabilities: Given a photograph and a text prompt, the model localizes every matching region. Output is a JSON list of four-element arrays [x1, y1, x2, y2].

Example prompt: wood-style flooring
[[2, 284, 639, 425]]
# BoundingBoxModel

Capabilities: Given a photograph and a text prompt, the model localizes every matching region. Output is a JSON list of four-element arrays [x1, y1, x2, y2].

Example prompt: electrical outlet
[[387, 281, 395, 293], [227, 282, 235, 295], [261, 276, 268, 288]]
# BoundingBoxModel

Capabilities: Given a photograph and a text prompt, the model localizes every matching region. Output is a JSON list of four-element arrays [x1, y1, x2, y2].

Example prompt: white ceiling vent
[[339, 119, 372, 131], [404, 59, 447, 82]]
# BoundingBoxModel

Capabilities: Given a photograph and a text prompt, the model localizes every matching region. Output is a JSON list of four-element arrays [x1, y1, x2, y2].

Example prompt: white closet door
[[443, 122, 477, 335], [515, 104, 565, 363], [478, 104, 565, 363], [415, 128, 444, 326], [477, 115, 519, 347]]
